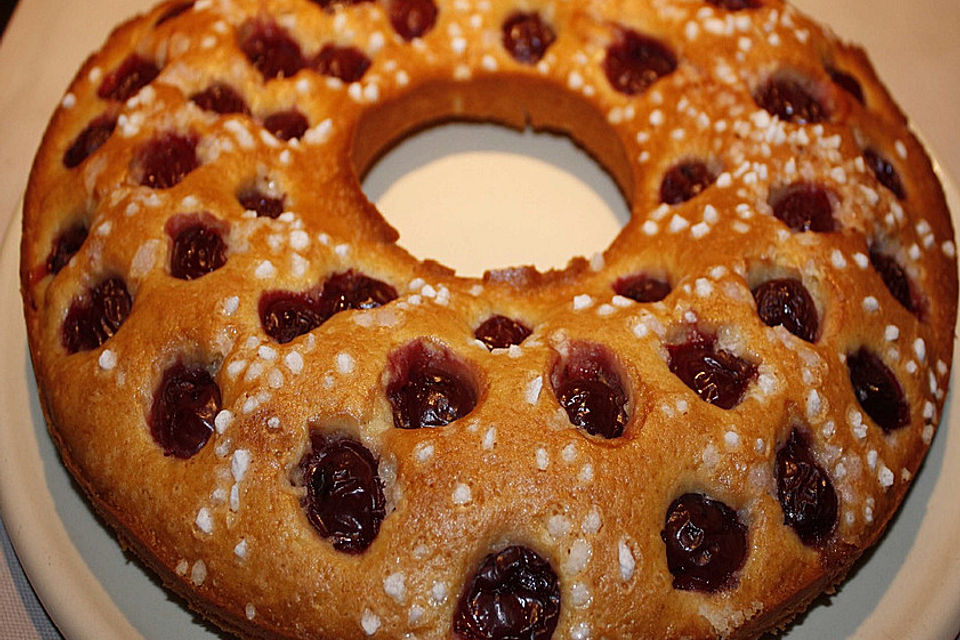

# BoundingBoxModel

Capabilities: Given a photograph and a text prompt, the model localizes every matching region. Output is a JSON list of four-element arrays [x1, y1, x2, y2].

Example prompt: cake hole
[[754, 73, 829, 124], [869, 244, 921, 314], [847, 347, 910, 432], [62, 277, 132, 353], [604, 27, 677, 96], [386, 339, 479, 429], [502, 11, 557, 64], [827, 66, 864, 104], [769, 182, 837, 233], [661, 493, 747, 592], [238, 18, 305, 81], [190, 83, 250, 115], [776, 427, 838, 546], [751, 277, 819, 342], [313, 44, 371, 83], [706, 0, 761, 9], [660, 159, 719, 205], [135, 132, 199, 189], [474, 315, 532, 350], [292, 431, 386, 554], [47, 221, 89, 275], [388, 0, 438, 41], [263, 108, 309, 141], [155, 1, 194, 27], [454, 545, 561, 640], [309, 0, 372, 9], [362, 123, 630, 277], [63, 114, 117, 168], [97, 54, 160, 102], [551, 341, 631, 439], [166, 212, 228, 280], [667, 328, 757, 410], [149, 361, 221, 459], [863, 148, 906, 200], [613, 272, 672, 303]]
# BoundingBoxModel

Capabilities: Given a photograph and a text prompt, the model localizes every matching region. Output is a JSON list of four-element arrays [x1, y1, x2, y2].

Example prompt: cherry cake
[[19, 0, 958, 638]]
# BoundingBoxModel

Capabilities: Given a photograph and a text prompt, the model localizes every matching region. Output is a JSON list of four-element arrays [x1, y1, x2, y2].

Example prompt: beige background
[[0, 0, 958, 638]]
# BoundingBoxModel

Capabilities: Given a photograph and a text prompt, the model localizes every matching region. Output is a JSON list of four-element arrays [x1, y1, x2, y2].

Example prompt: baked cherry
[[313, 44, 372, 83], [190, 83, 250, 115], [320, 270, 397, 318], [661, 493, 747, 592], [167, 215, 227, 280], [296, 433, 385, 553], [237, 188, 284, 218], [863, 148, 905, 200], [502, 12, 556, 64], [98, 55, 160, 102], [770, 182, 835, 232], [754, 77, 828, 124], [827, 66, 864, 104], [776, 428, 838, 546], [869, 246, 918, 313], [47, 223, 88, 275], [263, 109, 309, 141], [453, 545, 561, 640], [752, 278, 819, 342], [63, 114, 116, 168], [552, 342, 629, 439], [667, 331, 757, 409], [847, 347, 909, 432], [604, 28, 676, 96], [388, 0, 438, 41], [387, 340, 477, 429], [149, 362, 220, 458], [239, 20, 305, 80], [614, 273, 672, 303], [62, 277, 132, 353], [259, 290, 325, 344], [706, 0, 760, 9], [137, 133, 199, 189], [155, 1, 194, 26], [660, 160, 716, 205], [474, 315, 532, 350]]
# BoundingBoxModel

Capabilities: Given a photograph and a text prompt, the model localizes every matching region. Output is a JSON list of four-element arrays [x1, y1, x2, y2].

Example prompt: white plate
[[1, 134, 959, 639]]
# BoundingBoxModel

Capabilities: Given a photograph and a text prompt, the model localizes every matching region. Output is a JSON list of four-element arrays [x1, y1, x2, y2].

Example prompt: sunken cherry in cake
[[19, 0, 958, 638]]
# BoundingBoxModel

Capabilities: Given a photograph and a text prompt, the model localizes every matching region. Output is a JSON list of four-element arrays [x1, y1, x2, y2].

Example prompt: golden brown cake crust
[[19, 1, 958, 639]]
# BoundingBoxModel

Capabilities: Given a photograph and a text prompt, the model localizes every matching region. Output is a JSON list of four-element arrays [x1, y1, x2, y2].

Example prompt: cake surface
[[18, 0, 958, 639]]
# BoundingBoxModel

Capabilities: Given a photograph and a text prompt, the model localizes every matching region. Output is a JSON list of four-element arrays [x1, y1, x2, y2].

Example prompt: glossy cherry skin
[[604, 28, 676, 96], [46, 223, 88, 275], [614, 273, 672, 303], [667, 331, 757, 410], [863, 148, 906, 200], [62, 277, 132, 353], [63, 114, 116, 168], [137, 133, 199, 189], [238, 188, 285, 218], [754, 77, 828, 124], [660, 161, 716, 205], [149, 362, 221, 458], [770, 183, 836, 233], [389, 0, 438, 41], [313, 44, 372, 83], [190, 83, 250, 115], [752, 278, 819, 342], [167, 216, 228, 280], [98, 55, 159, 102], [474, 315, 532, 350], [296, 433, 386, 553], [501, 12, 556, 64], [552, 343, 629, 439], [387, 341, 477, 429], [661, 493, 747, 592], [847, 347, 910, 432], [869, 246, 918, 313], [239, 20, 305, 80], [776, 428, 838, 546], [454, 546, 561, 640]]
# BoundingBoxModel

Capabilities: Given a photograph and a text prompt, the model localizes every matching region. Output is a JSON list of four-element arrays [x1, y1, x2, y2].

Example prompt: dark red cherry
[[155, 1, 194, 26], [847, 347, 909, 432], [454, 545, 561, 640], [827, 66, 864, 104], [149, 362, 220, 458], [62, 277, 132, 353], [502, 12, 556, 64], [309, 0, 372, 8], [63, 114, 116, 168], [98, 55, 160, 102], [263, 109, 309, 141], [776, 428, 838, 546], [706, 0, 760, 9], [47, 223, 88, 275], [190, 83, 250, 115], [320, 270, 397, 318], [388, 0, 438, 41], [754, 77, 828, 124], [137, 133, 199, 189], [604, 28, 676, 96], [661, 493, 747, 592], [660, 160, 716, 205], [474, 315, 532, 350], [752, 278, 819, 342], [770, 183, 835, 232], [614, 273, 672, 303], [667, 331, 757, 410], [869, 246, 917, 313], [237, 188, 285, 218], [167, 215, 227, 280], [296, 433, 385, 553], [313, 44, 372, 83], [239, 20, 305, 80], [259, 290, 325, 344], [552, 343, 629, 439], [863, 148, 905, 200], [387, 340, 477, 429]]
